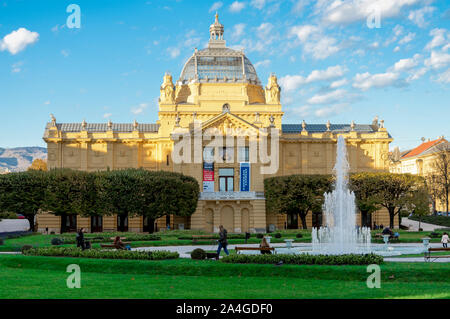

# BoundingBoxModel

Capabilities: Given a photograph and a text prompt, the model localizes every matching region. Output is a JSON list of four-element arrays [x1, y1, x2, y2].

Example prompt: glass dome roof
[[178, 14, 260, 85], [179, 47, 260, 84]]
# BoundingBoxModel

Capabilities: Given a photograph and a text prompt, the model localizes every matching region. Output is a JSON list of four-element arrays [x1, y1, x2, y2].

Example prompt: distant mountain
[[0, 147, 47, 173]]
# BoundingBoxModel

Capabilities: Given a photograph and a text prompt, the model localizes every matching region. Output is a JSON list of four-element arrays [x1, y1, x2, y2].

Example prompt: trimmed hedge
[[191, 248, 207, 260], [221, 253, 383, 265], [178, 234, 246, 240], [58, 233, 161, 244], [23, 247, 179, 260]]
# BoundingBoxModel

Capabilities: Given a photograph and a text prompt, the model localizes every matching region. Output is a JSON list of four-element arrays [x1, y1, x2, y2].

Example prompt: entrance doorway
[[117, 215, 128, 232], [61, 214, 77, 233], [286, 213, 298, 229], [91, 216, 103, 233], [220, 206, 234, 231]]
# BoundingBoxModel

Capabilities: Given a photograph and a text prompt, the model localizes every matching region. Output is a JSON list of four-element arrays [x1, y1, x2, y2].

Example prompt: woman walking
[[217, 225, 229, 256], [442, 232, 449, 248]]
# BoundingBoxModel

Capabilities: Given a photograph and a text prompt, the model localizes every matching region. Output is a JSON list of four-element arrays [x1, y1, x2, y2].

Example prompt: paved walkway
[[134, 242, 449, 262], [401, 217, 448, 231]]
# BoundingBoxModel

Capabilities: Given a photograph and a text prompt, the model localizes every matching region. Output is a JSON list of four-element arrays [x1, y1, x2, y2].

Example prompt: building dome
[[179, 14, 260, 85]]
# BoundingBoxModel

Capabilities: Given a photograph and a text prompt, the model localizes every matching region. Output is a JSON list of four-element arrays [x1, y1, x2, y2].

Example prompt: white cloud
[[229, 1, 246, 13], [103, 113, 112, 118], [353, 72, 399, 91], [307, 89, 348, 105], [399, 32, 415, 45], [436, 68, 450, 83], [408, 6, 435, 28], [131, 103, 148, 115], [392, 55, 420, 72], [393, 46, 400, 52], [330, 78, 348, 88], [250, 0, 265, 10], [254, 59, 271, 69], [231, 23, 246, 40], [289, 25, 339, 60], [11, 61, 23, 73], [209, 1, 223, 12], [167, 47, 180, 59], [44, 101, 51, 105], [0, 28, 39, 55], [314, 103, 349, 118], [425, 51, 450, 69], [407, 67, 428, 81], [61, 49, 70, 57], [279, 65, 347, 92], [292, 0, 307, 14], [425, 28, 449, 50], [319, 0, 421, 25]]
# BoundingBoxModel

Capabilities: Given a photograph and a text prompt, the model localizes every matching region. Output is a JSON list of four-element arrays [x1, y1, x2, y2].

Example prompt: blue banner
[[240, 162, 250, 192]]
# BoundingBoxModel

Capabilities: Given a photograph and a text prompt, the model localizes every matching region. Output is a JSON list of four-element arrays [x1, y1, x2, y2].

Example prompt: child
[[441, 232, 449, 248]]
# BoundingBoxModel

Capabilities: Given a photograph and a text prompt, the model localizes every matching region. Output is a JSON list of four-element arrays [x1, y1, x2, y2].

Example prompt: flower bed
[[23, 247, 178, 260], [221, 253, 383, 265]]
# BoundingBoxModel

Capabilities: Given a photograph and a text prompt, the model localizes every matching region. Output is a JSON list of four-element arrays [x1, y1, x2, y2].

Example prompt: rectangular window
[[203, 147, 215, 162], [219, 147, 234, 162], [238, 147, 249, 162], [219, 168, 234, 192]]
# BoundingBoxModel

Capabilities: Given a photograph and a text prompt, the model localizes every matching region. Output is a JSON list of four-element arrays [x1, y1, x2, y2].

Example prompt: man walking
[[217, 225, 229, 256]]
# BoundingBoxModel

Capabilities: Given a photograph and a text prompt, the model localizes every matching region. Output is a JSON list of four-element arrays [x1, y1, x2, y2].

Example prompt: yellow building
[[40, 14, 394, 234], [390, 137, 449, 213]]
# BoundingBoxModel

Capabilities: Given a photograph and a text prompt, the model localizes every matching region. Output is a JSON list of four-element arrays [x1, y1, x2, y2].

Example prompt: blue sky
[[0, 0, 449, 150]]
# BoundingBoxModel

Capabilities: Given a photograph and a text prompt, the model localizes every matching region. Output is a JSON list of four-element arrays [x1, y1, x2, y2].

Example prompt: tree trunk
[[148, 218, 155, 234], [25, 214, 35, 232], [388, 208, 395, 229], [299, 213, 307, 230], [398, 210, 402, 229], [361, 211, 368, 227]]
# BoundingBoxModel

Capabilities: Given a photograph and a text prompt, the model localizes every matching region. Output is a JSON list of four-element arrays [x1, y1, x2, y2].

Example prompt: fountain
[[273, 135, 425, 257], [311, 136, 372, 254]]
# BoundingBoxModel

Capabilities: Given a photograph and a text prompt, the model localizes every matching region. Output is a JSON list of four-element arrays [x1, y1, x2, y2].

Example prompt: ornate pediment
[[199, 112, 264, 136]]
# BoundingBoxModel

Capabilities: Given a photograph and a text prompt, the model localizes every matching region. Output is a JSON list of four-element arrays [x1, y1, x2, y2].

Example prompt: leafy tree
[[374, 173, 424, 228], [350, 173, 382, 227], [97, 169, 199, 233], [406, 186, 431, 231], [265, 175, 332, 229], [44, 169, 98, 218], [0, 170, 48, 231], [28, 159, 47, 171]]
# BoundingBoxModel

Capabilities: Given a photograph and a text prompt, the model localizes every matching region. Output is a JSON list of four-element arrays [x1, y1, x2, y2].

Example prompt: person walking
[[76, 228, 86, 250], [217, 225, 229, 256], [442, 232, 449, 248]]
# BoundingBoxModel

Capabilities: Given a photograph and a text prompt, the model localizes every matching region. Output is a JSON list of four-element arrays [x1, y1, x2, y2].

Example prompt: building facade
[[39, 15, 394, 234], [390, 137, 449, 213]]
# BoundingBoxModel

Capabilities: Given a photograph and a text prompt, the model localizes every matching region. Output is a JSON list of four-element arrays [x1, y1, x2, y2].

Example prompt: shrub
[[58, 233, 161, 244], [21, 245, 33, 253], [274, 233, 282, 239], [191, 248, 207, 260], [429, 232, 441, 238], [221, 253, 383, 265], [51, 237, 64, 246], [22, 247, 178, 260], [0, 238, 3, 245], [296, 233, 303, 238], [50, 231, 55, 235], [256, 233, 264, 239]]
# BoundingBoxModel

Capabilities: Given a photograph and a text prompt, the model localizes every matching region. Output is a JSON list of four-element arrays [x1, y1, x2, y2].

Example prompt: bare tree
[[431, 143, 450, 214]]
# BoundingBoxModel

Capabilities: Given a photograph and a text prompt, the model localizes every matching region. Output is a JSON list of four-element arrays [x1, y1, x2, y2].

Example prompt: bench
[[424, 247, 450, 262], [100, 242, 131, 249], [235, 247, 275, 254]]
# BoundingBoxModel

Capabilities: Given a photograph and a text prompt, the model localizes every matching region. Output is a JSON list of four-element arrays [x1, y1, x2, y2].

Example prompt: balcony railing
[[199, 191, 265, 200]]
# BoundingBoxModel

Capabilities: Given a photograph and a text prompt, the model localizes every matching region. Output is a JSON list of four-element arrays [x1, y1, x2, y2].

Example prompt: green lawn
[[0, 255, 449, 299]]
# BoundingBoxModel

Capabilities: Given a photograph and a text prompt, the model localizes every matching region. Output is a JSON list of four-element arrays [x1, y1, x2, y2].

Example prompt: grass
[[0, 255, 449, 299]]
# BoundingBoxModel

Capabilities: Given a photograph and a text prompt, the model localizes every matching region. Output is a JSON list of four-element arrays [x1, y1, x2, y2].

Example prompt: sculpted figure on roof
[[265, 74, 280, 104]]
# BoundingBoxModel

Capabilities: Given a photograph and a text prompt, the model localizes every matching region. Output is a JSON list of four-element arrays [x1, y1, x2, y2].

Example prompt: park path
[[401, 217, 448, 231]]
